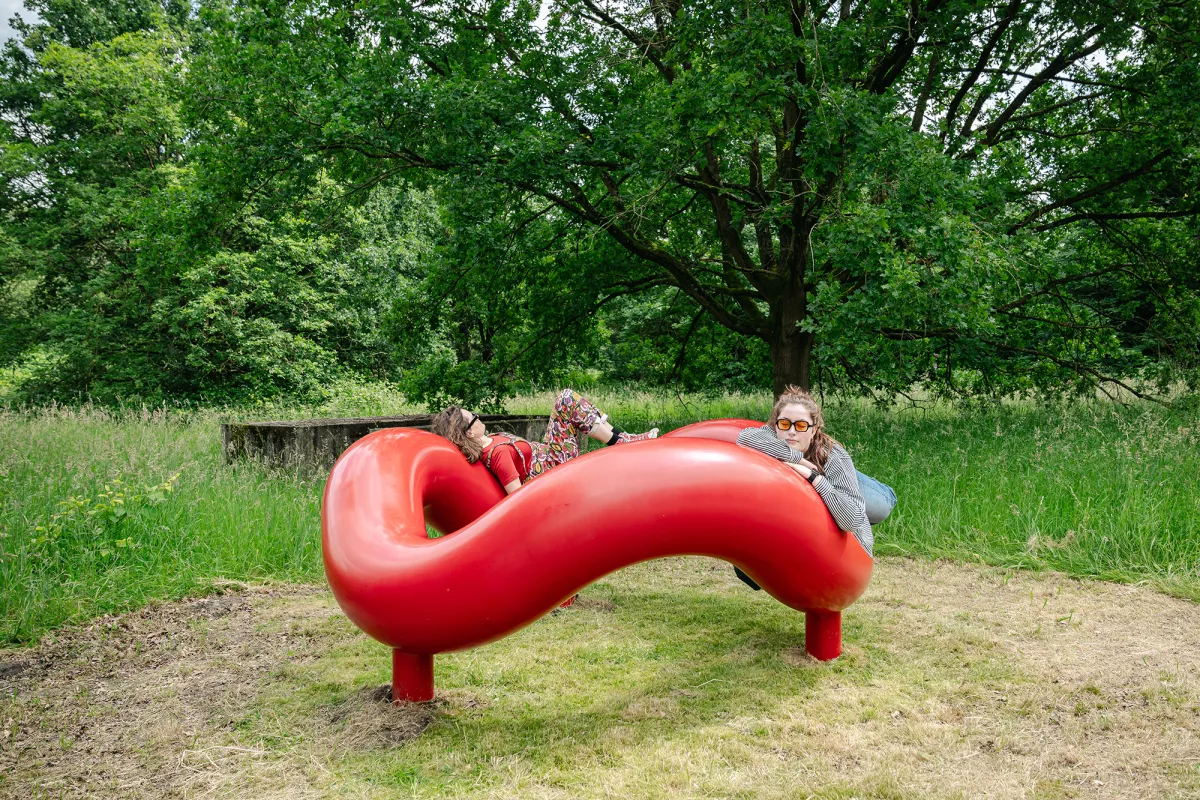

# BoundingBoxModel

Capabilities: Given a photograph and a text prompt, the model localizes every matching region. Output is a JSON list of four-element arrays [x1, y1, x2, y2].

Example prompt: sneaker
[[617, 428, 659, 443]]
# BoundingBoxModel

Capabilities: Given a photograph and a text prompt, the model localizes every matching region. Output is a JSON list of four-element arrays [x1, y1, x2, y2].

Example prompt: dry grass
[[2, 559, 1198, 800]]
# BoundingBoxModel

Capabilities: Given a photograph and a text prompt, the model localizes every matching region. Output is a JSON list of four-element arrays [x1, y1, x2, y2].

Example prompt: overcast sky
[[1, 0, 34, 44]]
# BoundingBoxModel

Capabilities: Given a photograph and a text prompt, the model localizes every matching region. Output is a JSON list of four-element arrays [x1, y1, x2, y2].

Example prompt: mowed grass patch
[[3, 558, 1198, 799]]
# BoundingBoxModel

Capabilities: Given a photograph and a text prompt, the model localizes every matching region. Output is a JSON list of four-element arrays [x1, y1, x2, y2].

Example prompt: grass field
[[4, 559, 1199, 798], [1, 389, 1198, 645]]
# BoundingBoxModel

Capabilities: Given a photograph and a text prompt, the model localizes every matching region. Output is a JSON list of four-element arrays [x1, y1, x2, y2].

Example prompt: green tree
[[190, 0, 1200, 399], [0, 24, 189, 396], [388, 184, 649, 409], [0, 4, 416, 402]]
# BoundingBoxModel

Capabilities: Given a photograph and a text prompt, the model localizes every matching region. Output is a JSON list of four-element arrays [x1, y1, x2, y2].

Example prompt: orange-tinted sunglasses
[[775, 418, 812, 433]]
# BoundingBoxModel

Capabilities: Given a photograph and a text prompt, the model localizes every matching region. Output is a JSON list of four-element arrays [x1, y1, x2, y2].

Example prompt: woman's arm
[[503, 479, 522, 495], [811, 446, 873, 556], [736, 426, 805, 464], [737, 427, 873, 555]]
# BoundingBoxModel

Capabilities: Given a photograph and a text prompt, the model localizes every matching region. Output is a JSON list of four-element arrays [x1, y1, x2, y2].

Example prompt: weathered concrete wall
[[221, 414, 575, 468]]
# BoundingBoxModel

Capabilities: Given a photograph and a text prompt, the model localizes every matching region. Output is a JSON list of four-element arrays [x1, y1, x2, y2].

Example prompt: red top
[[481, 435, 534, 486]]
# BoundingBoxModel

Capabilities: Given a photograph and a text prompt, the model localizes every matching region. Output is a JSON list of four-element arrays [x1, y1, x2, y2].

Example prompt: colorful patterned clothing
[[481, 389, 604, 486]]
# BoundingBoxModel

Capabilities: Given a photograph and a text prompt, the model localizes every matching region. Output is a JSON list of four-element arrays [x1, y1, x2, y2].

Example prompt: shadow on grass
[[261, 581, 898, 793]]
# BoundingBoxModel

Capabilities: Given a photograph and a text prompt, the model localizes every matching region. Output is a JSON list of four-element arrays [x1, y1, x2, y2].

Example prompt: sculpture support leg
[[392, 651, 434, 703], [805, 610, 842, 661]]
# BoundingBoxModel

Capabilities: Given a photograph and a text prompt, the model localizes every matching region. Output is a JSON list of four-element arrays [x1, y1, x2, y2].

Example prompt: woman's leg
[[857, 471, 897, 525], [526, 441, 570, 480], [545, 388, 604, 444], [733, 566, 762, 591], [545, 388, 656, 446]]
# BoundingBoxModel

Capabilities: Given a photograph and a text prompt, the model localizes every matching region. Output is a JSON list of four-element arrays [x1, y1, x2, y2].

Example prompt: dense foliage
[[0, 6, 411, 403], [1, 0, 1197, 407]]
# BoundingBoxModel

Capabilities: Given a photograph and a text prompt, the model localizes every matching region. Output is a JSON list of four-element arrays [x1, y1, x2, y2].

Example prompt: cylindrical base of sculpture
[[392, 651, 434, 703], [804, 610, 841, 661]]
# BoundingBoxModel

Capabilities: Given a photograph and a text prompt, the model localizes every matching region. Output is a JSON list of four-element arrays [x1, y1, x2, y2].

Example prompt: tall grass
[[1, 391, 1197, 646], [0, 405, 326, 643], [832, 399, 1200, 594], [517, 389, 1200, 596]]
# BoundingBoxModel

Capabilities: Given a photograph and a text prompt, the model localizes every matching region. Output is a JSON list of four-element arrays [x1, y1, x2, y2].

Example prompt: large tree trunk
[[769, 327, 813, 396], [768, 213, 814, 396], [767, 276, 813, 396]]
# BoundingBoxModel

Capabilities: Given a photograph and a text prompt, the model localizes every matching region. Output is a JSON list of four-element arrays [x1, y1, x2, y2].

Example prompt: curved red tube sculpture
[[322, 419, 873, 701]]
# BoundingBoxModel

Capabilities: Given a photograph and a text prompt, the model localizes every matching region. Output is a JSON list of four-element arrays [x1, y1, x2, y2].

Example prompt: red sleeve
[[485, 443, 519, 486]]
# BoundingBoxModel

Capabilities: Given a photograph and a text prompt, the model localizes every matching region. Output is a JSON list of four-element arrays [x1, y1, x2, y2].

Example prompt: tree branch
[[867, 0, 946, 94], [668, 309, 707, 384], [1010, 150, 1171, 232], [497, 282, 668, 375], [879, 327, 1168, 404], [1031, 207, 1199, 233], [974, 337, 1168, 404], [991, 265, 1128, 313], [941, 0, 1022, 138], [695, 141, 772, 296], [516, 179, 765, 338], [911, 49, 940, 131], [976, 25, 1106, 147], [572, 0, 677, 83], [998, 91, 1103, 128]]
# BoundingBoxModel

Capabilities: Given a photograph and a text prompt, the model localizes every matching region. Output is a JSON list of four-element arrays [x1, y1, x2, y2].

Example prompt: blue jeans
[[857, 471, 896, 525]]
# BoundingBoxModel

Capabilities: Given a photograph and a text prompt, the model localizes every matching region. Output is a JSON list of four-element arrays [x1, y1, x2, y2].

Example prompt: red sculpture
[[322, 419, 873, 702]]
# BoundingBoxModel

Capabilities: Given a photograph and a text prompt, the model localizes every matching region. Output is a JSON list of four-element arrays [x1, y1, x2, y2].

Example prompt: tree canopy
[[1, 0, 1197, 406], [187, 0, 1200, 399]]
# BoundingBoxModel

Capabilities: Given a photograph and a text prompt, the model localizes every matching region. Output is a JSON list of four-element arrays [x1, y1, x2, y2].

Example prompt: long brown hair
[[431, 405, 484, 463], [768, 385, 841, 472]]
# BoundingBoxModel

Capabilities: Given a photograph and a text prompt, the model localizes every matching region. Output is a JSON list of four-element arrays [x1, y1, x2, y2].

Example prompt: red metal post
[[804, 610, 842, 661], [392, 651, 434, 703]]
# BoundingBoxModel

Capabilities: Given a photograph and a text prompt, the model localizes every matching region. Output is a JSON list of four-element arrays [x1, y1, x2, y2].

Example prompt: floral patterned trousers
[[525, 389, 605, 482]]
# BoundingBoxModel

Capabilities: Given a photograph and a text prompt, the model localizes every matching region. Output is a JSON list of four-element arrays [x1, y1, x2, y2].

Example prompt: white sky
[[1, 0, 34, 44]]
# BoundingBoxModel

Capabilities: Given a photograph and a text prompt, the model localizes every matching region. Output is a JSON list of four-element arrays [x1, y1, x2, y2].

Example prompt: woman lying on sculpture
[[735, 385, 895, 572], [432, 389, 658, 495]]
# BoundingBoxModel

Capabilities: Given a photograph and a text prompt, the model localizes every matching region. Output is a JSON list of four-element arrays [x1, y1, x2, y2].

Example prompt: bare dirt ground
[[1, 560, 1198, 799]]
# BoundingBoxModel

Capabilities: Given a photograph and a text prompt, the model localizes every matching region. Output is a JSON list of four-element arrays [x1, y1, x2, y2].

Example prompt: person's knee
[[864, 490, 896, 526], [860, 475, 897, 526]]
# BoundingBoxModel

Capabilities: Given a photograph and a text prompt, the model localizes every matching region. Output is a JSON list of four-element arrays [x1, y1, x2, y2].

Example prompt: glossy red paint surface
[[322, 418, 873, 665]]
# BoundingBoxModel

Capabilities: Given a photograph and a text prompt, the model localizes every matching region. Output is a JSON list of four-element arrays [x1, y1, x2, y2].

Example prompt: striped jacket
[[735, 426, 874, 557]]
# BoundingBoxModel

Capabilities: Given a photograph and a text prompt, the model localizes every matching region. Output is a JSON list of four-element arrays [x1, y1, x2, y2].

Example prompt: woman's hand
[[785, 462, 816, 480]]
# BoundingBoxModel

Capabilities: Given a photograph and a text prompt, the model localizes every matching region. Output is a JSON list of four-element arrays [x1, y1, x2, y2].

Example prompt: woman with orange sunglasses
[[736, 386, 894, 564]]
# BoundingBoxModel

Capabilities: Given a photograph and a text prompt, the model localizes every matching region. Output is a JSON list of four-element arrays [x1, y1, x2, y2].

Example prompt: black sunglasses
[[466, 413, 480, 430]]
